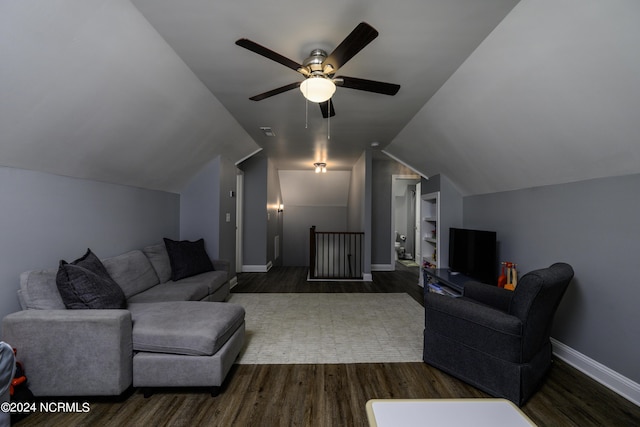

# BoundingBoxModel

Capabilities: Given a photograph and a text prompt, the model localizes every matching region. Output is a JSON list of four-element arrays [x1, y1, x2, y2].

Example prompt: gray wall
[[0, 166, 179, 326], [463, 173, 640, 384], [347, 152, 366, 232], [218, 156, 239, 270], [180, 156, 238, 274], [282, 206, 348, 266], [239, 156, 267, 266], [238, 155, 283, 268], [180, 158, 221, 256], [347, 151, 373, 276], [266, 158, 284, 267]]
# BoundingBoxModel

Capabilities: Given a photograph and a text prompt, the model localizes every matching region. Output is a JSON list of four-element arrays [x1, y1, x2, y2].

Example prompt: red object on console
[[497, 263, 507, 288]]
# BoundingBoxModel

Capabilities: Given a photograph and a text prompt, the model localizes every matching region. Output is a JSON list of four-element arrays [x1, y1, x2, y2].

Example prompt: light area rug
[[228, 293, 424, 364]]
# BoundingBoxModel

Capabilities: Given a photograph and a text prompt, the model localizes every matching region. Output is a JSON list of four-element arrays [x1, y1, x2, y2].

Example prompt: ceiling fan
[[236, 22, 400, 118]]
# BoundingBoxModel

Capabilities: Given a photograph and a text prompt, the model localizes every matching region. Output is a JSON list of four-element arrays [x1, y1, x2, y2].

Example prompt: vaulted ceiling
[[2, 0, 640, 196]]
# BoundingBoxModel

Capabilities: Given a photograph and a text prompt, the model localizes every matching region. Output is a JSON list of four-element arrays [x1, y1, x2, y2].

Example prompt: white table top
[[366, 399, 536, 427]]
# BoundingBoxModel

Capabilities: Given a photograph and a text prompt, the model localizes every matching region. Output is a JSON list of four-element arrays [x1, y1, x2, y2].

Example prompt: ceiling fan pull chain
[[327, 101, 331, 140]]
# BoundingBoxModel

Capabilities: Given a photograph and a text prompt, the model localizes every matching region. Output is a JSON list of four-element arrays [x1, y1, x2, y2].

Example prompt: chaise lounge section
[[1, 240, 245, 397]]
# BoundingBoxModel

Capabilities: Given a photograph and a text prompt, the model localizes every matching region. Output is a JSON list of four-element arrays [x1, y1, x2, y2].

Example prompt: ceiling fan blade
[[323, 22, 378, 73], [336, 76, 400, 96], [236, 38, 303, 73], [319, 99, 336, 118], [249, 82, 301, 101]]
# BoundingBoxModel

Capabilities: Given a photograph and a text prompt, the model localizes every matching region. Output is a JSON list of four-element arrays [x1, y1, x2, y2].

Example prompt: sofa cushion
[[102, 250, 159, 299], [56, 249, 126, 309], [125, 280, 210, 303], [128, 301, 245, 356], [176, 270, 229, 296], [142, 243, 172, 283], [163, 238, 214, 281], [19, 269, 66, 310]]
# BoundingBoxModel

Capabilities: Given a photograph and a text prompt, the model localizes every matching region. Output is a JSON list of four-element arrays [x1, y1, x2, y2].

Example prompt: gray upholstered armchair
[[423, 262, 574, 406]]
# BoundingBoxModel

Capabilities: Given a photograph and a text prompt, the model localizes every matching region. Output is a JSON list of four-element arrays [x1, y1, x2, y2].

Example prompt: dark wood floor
[[17, 264, 640, 426], [231, 263, 425, 306]]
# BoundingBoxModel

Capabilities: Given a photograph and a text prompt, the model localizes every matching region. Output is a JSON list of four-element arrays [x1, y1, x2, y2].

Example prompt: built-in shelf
[[419, 174, 465, 281], [421, 192, 440, 271]]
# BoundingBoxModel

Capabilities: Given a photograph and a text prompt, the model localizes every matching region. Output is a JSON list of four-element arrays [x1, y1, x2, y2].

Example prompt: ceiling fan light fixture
[[300, 76, 336, 103]]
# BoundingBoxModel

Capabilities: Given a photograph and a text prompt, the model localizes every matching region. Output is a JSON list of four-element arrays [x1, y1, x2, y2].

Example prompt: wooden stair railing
[[309, 226, 364, 280]]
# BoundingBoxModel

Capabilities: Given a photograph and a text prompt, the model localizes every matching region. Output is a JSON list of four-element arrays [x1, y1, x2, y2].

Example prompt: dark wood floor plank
[[16, 264, 640, 426]]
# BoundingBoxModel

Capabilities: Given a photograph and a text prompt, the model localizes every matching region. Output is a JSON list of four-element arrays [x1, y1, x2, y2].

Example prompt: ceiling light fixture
[[300, 76, 336, 103], [314, 162, 327, 173]]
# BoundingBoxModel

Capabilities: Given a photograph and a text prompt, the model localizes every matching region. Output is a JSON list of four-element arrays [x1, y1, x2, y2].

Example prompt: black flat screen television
[[448, 227, 497, 285]]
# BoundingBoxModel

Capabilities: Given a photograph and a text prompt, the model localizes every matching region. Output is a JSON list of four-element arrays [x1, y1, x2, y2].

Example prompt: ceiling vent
[[260, 126, 275, 137]]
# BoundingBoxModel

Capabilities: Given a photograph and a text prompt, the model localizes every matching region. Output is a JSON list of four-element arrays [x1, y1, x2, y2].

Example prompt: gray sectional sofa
[[1, 242, 245, 397]]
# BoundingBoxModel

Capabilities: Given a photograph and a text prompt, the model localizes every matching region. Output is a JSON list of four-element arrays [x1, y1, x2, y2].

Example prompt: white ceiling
[[386, 0, 640, 195], [0, 0, 259, 193], [130, 0, 520, 173], [2, 0, 640, 196]]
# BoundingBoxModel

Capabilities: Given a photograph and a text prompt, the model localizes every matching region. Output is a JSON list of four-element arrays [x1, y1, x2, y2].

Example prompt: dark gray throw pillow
[[163, 238, 214, 281], [56, 248, 126, 309]]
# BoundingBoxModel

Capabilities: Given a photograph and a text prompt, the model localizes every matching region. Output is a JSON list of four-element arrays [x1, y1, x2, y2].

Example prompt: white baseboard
[[551, 338, 640, 406], [242, 261, 272, 273], [372, 264, 394, 271], [363, 273, 373, 282], [229, 276, 238, 289]]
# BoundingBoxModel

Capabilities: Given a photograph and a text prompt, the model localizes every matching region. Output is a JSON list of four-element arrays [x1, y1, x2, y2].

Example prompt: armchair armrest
[[2, 309, 133, 396], [426, 293, 519, 333], [425, 293, 523, 361], [463, 281, 513, 312]]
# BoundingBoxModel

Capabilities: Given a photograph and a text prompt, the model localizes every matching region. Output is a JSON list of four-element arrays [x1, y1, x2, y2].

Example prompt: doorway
[[391, 175, 421, 269], [235, 172, 244, 274]]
